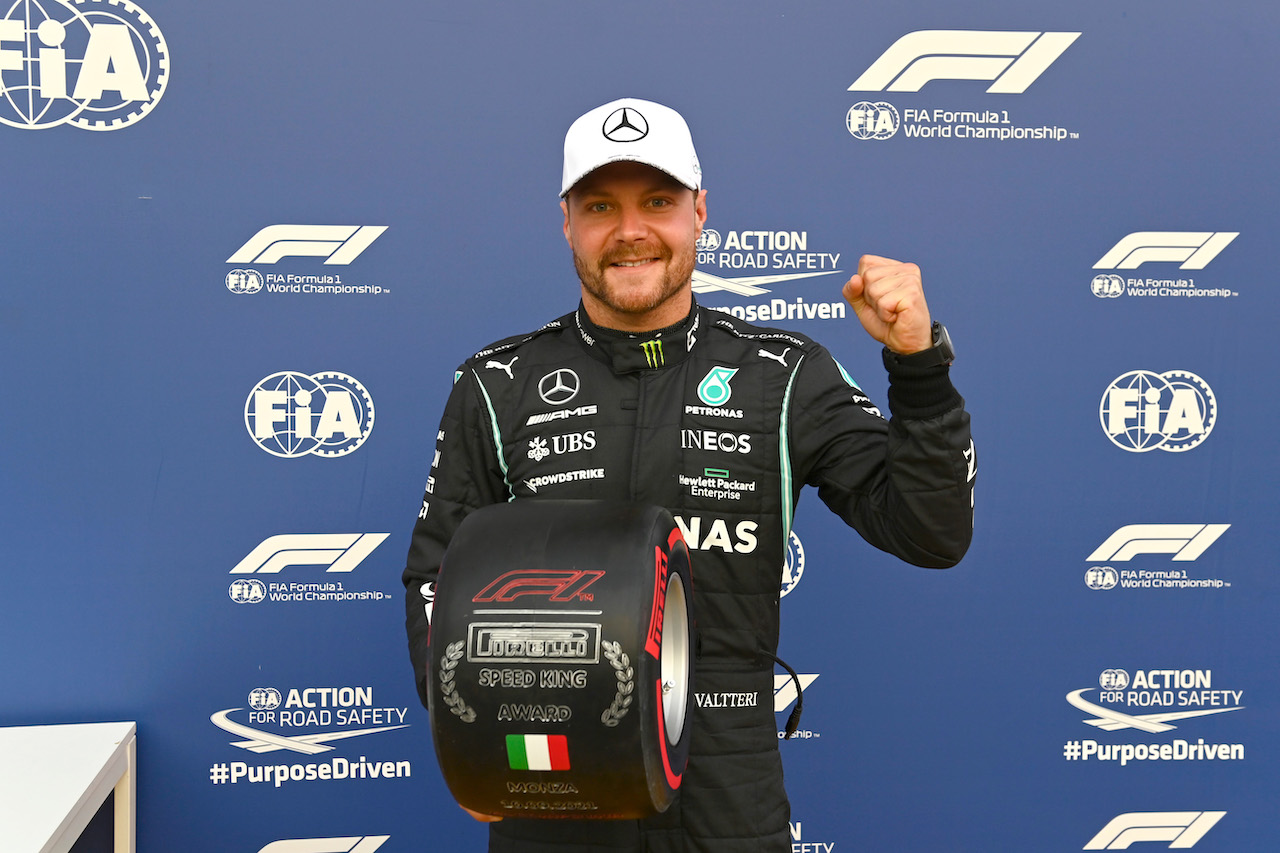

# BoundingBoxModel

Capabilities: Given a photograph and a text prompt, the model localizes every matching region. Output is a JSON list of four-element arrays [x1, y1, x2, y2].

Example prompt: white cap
[[560, 98, 702, 197]]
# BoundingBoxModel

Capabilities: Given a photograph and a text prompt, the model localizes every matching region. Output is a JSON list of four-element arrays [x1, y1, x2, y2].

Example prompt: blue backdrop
[[3, 1, 1276, 850]]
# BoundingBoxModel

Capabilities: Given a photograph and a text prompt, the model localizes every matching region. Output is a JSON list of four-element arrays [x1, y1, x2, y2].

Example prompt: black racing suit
[[403, 301, 974, 852]]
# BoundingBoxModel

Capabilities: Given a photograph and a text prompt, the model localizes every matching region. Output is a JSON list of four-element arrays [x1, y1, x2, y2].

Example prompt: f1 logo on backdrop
[[258, 838, 389, 853], [1084, 812, 1225, 850], [774, 674, 819, 714], [1094, 232, 1238, 270], [848, 30, 1079, 93], [245, 371, 375, 458], [228, 225, 388, 265], [0, 0, 168, 130], [231, 534, 390, 574], [1088, 525, 1229, 563], [1100, 371, 1216, 453]]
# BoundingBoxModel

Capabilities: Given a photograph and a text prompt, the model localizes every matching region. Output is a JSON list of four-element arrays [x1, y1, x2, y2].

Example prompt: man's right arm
[[402, 367, 509, 709]]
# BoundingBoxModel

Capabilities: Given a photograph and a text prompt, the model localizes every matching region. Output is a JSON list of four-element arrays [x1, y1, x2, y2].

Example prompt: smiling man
[[563, 161, 706, 329], [404, 97, 975, 852]]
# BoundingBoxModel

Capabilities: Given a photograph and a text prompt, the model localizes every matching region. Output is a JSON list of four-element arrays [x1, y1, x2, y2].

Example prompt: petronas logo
[[697, 366, 738, 406], [640, 339, 665, 368]]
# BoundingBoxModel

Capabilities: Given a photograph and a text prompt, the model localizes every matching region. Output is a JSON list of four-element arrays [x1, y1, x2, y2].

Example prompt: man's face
[[562, 161, 707, 332]]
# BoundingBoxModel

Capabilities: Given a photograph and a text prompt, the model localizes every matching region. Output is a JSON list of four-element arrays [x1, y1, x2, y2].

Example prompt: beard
[[573, 239, 696, 320]]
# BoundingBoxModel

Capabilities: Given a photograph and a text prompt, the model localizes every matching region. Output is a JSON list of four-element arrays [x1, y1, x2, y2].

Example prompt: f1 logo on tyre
[[472, 569, 605, 603]]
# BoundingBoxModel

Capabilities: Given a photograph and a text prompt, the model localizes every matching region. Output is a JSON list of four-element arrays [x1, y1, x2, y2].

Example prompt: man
[[404, 97, 974, 852]]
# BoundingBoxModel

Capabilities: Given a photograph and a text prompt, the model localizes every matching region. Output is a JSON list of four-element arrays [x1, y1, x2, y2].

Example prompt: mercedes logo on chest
[[539, 369, 581, 405], [602, 107, 648, 142]]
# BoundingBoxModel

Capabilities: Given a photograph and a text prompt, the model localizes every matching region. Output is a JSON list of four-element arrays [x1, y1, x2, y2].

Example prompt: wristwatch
[[885, 321, 955, 367]]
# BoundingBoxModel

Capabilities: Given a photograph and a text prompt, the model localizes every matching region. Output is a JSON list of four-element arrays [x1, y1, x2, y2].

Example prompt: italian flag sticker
[[506, 734, 570, 771]]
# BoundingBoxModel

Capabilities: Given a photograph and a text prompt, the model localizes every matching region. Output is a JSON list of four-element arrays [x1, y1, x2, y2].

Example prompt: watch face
[[933, 324, 955, 364]]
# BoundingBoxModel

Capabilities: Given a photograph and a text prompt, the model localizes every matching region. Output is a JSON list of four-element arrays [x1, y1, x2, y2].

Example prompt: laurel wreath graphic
[[439, 640, 476, 722], [600, 640, 634, 727]]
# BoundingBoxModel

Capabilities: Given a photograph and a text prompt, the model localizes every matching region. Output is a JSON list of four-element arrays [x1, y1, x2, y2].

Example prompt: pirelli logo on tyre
[[468, 623, 601, 666], [645, 536, 676, 661]]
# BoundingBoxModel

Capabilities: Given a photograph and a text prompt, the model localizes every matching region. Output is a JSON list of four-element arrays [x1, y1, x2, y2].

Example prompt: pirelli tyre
[[429, 500, 694, 820]]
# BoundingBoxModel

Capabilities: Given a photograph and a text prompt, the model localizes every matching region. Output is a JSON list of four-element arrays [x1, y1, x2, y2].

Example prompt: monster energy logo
[[640, 339, 665, 368]]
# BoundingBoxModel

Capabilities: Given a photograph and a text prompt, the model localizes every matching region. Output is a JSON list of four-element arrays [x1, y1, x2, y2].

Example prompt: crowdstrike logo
[[245, 371, 375, 458], [1084, 812, 1225, 850], [1094, 233, 1238, 270], [227, 225, 387, 265], [231, 534, 390, 574], [523, 467, 605, 494], [1100, 370, 1216, 453], [848, 30, 1080, 93], [0, 0, 169, 130], [258, 838, 389, 853]]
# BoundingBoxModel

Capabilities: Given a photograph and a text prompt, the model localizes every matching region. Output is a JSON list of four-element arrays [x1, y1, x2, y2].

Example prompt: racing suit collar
[[574, 300, 702, 373]]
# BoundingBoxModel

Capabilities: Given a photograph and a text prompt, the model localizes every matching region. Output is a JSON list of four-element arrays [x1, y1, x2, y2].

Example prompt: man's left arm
[[795, 255, 974, 567]]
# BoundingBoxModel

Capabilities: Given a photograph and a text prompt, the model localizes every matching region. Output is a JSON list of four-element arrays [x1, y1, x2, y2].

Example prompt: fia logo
[[245, 371, 375, 458], [1091, 274, 1124, 298], [226, 269, 264, 294], [779, 531, 805, 597], [1100, 370, 1216, 452], [846, 101, 899, 139], [0, 0, 169, 130]]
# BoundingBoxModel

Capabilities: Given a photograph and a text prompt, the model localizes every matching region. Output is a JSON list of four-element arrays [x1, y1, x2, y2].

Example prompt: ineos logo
[[602, 107, 648, 142], [539, 368, 580, 405]]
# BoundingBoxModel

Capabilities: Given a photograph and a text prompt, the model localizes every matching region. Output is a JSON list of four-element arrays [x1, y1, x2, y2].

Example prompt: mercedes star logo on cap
[[602, 107, 648, 142]]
